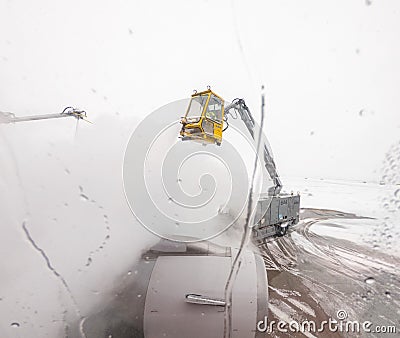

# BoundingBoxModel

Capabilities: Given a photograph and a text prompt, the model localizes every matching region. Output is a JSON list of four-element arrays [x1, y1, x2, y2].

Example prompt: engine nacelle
[[77, 239, 268, 338]]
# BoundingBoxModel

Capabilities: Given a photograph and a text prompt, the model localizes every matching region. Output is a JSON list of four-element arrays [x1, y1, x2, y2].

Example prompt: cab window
[[186, 94, 209, 119], [205, 95, 223, 123]]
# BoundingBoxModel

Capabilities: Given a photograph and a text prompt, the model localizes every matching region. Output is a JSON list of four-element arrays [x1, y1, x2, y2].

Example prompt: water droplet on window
[[384, 291, 391, 299], [137, 294, 142, 298], [127, 271, 132, 276], [10, 322, 20, 328], [80, 194, 89, 201], [365, 277, 375, 284]]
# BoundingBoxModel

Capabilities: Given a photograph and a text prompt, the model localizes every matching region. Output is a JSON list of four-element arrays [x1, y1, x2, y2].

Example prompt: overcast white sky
[[1, 0, 399, 182]]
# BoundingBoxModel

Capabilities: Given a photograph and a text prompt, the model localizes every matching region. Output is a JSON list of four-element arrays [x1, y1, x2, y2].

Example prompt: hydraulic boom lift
[[180, 88, 300, 241]]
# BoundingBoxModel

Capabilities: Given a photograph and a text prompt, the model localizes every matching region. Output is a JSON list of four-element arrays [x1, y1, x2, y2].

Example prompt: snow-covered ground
[[284, 177, 400, 257], [265, 178, 400, 337]]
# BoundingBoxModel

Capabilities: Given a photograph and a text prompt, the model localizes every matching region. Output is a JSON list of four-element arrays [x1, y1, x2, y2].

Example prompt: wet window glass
[[185, 94, 209, 120], [205, 95, 223, 123]]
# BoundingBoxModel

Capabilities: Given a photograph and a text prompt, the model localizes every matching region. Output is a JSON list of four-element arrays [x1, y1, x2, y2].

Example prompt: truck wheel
[[276, 225, 287, 237]]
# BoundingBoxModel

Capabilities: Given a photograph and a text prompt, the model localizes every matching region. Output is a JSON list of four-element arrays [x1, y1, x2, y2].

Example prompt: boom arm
[[225, 99, 282, 196], [0, 107, 88, 124]]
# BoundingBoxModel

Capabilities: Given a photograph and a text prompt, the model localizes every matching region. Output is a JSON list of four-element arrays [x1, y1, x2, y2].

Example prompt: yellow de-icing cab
[[180, 88, 224, 146]]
